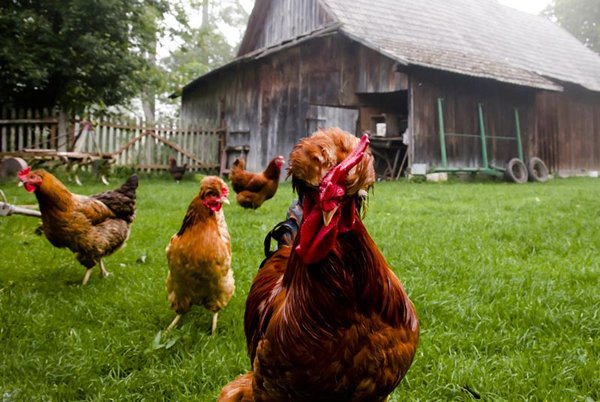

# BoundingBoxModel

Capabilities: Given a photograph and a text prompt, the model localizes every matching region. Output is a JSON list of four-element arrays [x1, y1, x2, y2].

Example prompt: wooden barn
[[179, 0, 600, 179]]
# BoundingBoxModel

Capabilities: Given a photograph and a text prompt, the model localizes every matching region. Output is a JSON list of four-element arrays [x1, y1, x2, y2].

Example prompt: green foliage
[[544, 0, 600, 53], [161, 0, 249, 95], [0, 177, 598, 400], [0, 0, 250, 115], [0, 0, 169, 111]]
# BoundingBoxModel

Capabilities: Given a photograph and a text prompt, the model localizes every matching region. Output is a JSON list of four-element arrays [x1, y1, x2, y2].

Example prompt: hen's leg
[[211, 312, 219, 335], [99, 259, 111, 278], [166, 314, 181, 331], [81, 269, 93, 285]]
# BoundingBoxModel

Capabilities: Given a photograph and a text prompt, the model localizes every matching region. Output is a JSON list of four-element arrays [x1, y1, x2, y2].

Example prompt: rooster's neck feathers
[[284, 218, 414, 328]]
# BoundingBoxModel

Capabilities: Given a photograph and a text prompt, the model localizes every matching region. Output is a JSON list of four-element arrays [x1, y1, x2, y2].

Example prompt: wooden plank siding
[[183, 31, 600, 177], [533, 92, 560, 172], [182, 35, 407, 173], [238, 0, 334, 55], [410, 69, 537, 170], [535, 89, 600, 175]]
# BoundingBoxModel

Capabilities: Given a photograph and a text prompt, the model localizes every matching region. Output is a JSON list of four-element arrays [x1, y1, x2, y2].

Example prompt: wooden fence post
[[58, 109, 68, 151]]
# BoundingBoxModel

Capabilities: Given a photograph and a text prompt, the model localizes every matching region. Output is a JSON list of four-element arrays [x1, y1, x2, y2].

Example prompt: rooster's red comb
[[18, 166, 31, 180], [323, 134, 370, 186]]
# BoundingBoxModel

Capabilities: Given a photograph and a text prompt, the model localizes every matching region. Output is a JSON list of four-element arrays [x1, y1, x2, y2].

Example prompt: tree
[[160, 0, 249, 99], [544, 0, 600, 53], [0, 0, 170, 112]]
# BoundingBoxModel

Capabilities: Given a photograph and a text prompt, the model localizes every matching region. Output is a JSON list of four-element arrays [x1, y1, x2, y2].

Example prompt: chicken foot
[[81, 260, 111, 285], [165, 313, 218, 334], [81, 269, 93, 286], [166, 314, 182, 332], [211, 312, 219, 335], [99, 259, 110, 278]]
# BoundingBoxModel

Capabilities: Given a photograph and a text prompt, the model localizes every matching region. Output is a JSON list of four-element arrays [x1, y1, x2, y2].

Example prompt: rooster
[[168, 156, 187, 182], [228, 155, 284, 209], [165, 176, 233, 334], [219, 128, 419, 401], [17, 167, 138, 285]]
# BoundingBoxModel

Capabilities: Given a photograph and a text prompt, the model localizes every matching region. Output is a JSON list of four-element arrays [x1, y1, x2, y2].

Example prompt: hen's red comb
[[18, 166, 31, 180]]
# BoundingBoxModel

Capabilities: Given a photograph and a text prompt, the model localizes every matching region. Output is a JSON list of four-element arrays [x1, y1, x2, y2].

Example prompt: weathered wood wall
[[238, 0, 334, 55], [182, 35, 406, 173], [535, 88, 600, 175], [183, 31, 600, 177], [410, 70, 537, 170]]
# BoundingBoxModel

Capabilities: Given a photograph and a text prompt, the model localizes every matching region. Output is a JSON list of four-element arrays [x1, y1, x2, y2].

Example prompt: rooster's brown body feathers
[[219, 128, 419, 401]]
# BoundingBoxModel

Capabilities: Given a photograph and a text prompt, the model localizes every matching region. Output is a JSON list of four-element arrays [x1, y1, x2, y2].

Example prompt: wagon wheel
[[527, 157, 549, 183], [504, 158, 528, 184], [0, 157, 28, 180]]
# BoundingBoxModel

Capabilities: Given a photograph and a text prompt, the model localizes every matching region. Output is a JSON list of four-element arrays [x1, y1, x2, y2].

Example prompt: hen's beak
[[322, 206, 338, 226], [18, 181, 23, 187], [221, 196, 230, 205]]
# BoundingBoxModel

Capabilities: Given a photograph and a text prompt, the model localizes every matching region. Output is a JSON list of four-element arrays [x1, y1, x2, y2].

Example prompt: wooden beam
[[0, 119, 58, 124], [110, 131, 150, 157], [146, 130, 213, 168]]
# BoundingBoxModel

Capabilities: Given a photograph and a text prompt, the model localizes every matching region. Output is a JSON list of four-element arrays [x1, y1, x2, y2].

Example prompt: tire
[[504, 158, 528, 183], [527, 157, 549, 183]]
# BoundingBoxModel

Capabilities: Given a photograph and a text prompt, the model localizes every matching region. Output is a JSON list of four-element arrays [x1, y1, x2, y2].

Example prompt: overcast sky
[[496, 0, 551, 14]]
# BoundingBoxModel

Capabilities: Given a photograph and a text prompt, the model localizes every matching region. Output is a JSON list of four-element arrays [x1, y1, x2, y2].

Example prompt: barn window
[[306, 105, 359, 135]]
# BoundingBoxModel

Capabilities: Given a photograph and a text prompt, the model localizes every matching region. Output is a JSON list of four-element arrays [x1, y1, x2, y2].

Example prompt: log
[[0, 202, 41, 218]]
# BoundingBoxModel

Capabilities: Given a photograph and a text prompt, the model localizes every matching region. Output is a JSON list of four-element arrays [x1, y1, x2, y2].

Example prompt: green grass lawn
[[0, 173, 598, 401]]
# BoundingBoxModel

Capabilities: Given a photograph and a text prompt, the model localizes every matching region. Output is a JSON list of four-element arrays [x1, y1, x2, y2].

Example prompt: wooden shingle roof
[[321, 0, 600, 91], [185, 0, 600, 94]]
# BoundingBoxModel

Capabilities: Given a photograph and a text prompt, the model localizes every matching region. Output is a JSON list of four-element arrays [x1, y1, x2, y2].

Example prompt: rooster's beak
[[322, 206, 338, 227], [17, 181, 23, 187]]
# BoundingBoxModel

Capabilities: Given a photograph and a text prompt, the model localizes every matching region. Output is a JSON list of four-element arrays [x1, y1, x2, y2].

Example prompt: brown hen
[[168, 156, 187, 182], [229, 155, 284, 209], [219, 127, 419, 401], [18, 167, 137, 285], [165, 176, 233, 334]]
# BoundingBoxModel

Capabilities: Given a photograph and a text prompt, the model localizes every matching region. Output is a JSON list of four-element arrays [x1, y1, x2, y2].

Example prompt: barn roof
[[184, 0, 600, 93], [320, 0, 600, 92]]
